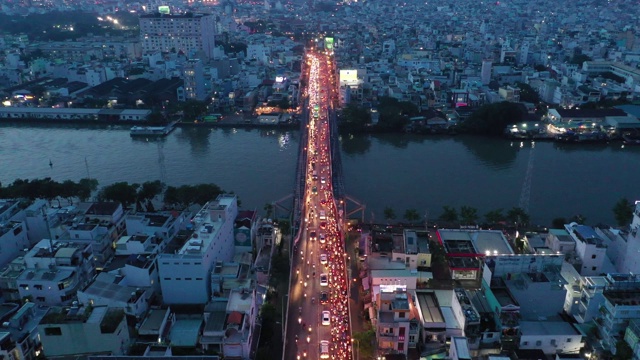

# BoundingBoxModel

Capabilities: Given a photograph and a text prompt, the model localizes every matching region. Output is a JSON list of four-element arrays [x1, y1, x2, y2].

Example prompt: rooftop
[[519, 320, 579, 336], [415, 291, 444, 324]]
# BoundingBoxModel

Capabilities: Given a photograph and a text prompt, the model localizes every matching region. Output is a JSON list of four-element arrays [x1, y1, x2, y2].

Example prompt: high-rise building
[[139, 12, 216, 58], [182, 59, 205, 100], [481, 59, 492, 85]]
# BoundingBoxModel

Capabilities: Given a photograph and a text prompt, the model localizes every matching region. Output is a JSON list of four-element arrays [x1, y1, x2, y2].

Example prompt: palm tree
[[460, 206, 478, 226], [484, 209, 504, 225], [383, 207, 396, 223], [506, 207, 530, 228], [439, 206, 458, 223], [403, 208, 420, 224]]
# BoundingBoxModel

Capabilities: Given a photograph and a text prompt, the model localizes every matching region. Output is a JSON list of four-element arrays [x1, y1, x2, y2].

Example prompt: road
[[284, 52, 352, 360]]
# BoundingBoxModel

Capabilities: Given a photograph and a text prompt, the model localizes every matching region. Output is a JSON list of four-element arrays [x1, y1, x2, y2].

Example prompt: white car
[[320, 340, 330, 359], [319, 233, 326, 243], [321, 311, 330, 326], [320, 254, 328, 265], [320, 274, 328, 287]]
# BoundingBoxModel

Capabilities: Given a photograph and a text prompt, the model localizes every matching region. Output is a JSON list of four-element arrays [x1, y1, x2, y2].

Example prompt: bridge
[[282, 52, 353, 360]]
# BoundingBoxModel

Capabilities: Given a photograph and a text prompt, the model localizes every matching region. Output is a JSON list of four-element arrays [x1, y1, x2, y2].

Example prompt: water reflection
[[340, 134, 372, 155], [174, 127, 211, 154], [454, 135, 519, 169]]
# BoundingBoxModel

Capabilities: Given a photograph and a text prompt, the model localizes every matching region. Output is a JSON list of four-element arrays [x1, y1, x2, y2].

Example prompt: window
[[36, 296, 45, 302], [185, 278, 192, 280], [592, 266, 597, 271], [34, 285, 43, 290], [535, 340, 542, 346], [44, 327, 62, 336], [486, 333, 494, 339], [397, 343, 404, 351], [550, 339, 557, 346], [522, 341, 529, 346], [592, 254, 596, 259], [567, 338, 572, 343]]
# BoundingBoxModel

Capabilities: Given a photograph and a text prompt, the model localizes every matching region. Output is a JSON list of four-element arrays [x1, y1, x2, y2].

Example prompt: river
[[1, 123, 638, 226]]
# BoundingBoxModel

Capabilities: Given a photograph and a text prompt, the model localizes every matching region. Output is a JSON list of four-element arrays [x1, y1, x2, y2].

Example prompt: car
[[320, 274, 328, 286], [319, 340, 330, 359], [320, 291, 328, 304], [320, 253, 328, 264], [321, 311, 330, 325], [319, 233, 326, 243], [312, 186, 317, 194], [310, 231, 317, 241], [320, 176, 326, 184], [320, 221, 327, 229]]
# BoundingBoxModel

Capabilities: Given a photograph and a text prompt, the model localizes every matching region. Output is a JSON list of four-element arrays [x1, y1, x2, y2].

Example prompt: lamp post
[[351, 338, 359, 360]]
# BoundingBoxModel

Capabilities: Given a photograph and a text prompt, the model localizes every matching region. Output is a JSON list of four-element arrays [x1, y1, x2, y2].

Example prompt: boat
[[130, 121, 176, 137]]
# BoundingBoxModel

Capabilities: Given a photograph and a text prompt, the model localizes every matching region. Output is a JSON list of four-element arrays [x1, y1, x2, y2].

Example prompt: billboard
[[158, 5, 170, 14], [325, 37, 334, 51], [339, 70, 359, 86]]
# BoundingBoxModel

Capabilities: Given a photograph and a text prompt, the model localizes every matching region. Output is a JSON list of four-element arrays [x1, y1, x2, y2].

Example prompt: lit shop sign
[[380, 284, 407, 293], [275, 76, 285, 83], [158, 5, 170, 14], [325, 37, 334, 50]]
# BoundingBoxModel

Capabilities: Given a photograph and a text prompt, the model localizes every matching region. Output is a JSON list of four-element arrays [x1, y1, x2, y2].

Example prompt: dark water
[[1, 123, 639, 226]]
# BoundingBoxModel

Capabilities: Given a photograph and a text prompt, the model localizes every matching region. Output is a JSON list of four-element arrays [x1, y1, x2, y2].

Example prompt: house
[[519, 320, 584, 355], [38, 305, 129, 357], [77, 272, 152, 318]]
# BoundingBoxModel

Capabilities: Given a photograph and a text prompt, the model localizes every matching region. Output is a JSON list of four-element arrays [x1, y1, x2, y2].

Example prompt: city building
[[139, 12, 216, 59], [182, 59, 206, 101], [564, 223, 607, 276], [38, 305, 129, 357], [157, 195, 238, 304], [390, 229, 431, 271], [17, 240, 95, 305], [518, 320, 584, 355]]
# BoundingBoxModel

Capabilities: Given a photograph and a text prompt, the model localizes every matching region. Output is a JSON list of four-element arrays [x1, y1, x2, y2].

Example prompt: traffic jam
[[294, 51, 352, 360]]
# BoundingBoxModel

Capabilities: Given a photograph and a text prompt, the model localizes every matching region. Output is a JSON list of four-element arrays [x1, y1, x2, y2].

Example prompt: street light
[[352, 338, 359, 360]]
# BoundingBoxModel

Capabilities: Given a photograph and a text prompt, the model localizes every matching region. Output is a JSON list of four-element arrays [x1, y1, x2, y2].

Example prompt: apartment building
[[139, 12, 216, 58], [38, 305, 129, 357], [390, 229, 431, 271], [157, 195, 238, 304], [564, 223, 608, 276], [17, 240, 95, 305], [376, 290, 417, 356], [125, 210, 189, 243]]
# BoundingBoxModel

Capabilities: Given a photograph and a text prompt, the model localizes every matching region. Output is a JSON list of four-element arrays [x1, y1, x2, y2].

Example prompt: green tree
[[613, 198, 634, 227], [460, 206, 479, 225], [439, 205, 458, 223], [339, 103, 371, 133], [506, 207, 530, 227], [569, 214, 587, 224], [77, 178, 98, 201], [352, 329, 376, 360], [403, 208, 421, 224], [98, 182, 139, 208], [551, 217, 567, 229], [181, 100, 208, 122], [264, 203, 274, 218], [137, 180, 164, 202], [383, 207, 396, 222], [278, 219, 291, 236], [461, 101, 525, 135], [515, 82, 540, 103], [614, 340, 633, 360], [484, 209, 504, 225]]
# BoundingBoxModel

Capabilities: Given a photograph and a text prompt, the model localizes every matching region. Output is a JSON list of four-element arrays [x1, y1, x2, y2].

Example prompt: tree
[[612, 198, 634, 227], [552, 217, 567, 229], [77, 178, 98, 201], [352, 329, 376, 360], [506, 207, 530, 227], [98, 182, 139, 208], [461, 101, 525, 135], [439, 206, 458, 223], [569, 214, 587, 224], [515, 82, 540, 103], [339, 103, 371, 133], [137, 180, 164, 202], [614, 340, 633, 360], [403, 208, 421, 224], [484, 209, 504, 225], [460, 206, 479, 225], [264, 203, 274, 218], [383, 207, 396, 222]]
